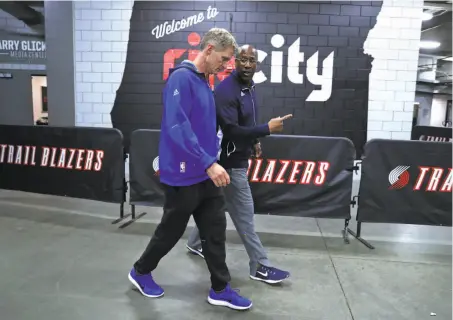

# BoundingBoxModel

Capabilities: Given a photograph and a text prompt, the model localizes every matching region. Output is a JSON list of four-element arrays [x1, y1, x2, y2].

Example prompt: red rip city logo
[[163, 32, 234, 90], [163, 32, 334, 100], [388, 165, 452, 192]]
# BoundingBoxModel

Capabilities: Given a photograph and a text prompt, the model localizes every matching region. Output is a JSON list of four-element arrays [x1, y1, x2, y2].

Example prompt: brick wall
[[74, 0, 133, 128], [0, 6, 46, 71], [364, 0, 423, 140], [73, 0, 423, 148]]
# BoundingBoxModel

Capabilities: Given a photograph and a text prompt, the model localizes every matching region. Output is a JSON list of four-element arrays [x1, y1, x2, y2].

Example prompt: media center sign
[[0, 39, 46, 63]]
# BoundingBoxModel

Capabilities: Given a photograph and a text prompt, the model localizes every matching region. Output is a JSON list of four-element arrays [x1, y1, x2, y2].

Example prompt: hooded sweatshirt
[[158, 61, 218, 186]]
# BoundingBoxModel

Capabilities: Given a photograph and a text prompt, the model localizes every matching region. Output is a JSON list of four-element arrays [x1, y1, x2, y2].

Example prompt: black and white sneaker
[[186, 244, 204, 259], [250, 264, 290, 284]]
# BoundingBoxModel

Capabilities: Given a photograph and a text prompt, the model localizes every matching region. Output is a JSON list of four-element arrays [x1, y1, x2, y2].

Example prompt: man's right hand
[[268, 114, 293, 133], [206, 163, 230, 187]]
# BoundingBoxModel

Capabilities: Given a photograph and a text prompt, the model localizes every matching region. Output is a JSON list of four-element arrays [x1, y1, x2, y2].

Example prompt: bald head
[[235, 44, 258, 84], [235, 44, 257, 59]]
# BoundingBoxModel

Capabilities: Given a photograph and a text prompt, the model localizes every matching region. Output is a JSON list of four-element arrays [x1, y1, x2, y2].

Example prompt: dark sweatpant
[[134, 179, 231, 291]]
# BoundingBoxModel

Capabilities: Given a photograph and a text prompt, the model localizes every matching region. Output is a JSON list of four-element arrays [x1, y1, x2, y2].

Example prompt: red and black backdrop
[[110, 1, 383, 156]]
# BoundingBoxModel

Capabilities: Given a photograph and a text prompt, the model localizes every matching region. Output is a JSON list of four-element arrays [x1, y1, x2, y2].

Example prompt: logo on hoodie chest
[[239, 91, 254, 118]]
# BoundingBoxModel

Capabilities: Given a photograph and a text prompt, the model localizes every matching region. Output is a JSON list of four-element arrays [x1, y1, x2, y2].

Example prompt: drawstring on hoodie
[[226, 141, 236, 157]]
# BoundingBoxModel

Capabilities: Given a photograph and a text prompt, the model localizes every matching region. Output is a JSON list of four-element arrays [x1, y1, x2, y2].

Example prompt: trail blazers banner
[[247, 135, 355, 218], [128, 129, 164, 206], [357, 139, 452, 226], [129, 130, 356, 219], [411, 125, 452, 142], [0, 125, 125, 203], [111, 1, 382, 155]]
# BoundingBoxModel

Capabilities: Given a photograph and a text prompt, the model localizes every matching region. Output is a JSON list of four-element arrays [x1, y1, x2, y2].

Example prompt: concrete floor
[[0, 188, 451, 320]]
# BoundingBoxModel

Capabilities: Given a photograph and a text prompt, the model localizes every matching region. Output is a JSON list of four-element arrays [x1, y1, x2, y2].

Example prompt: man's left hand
[[253, 142, 262, 158]]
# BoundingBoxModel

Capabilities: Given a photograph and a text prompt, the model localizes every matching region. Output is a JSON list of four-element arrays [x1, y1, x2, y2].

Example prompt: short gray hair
[[200, 28, 238, 52]]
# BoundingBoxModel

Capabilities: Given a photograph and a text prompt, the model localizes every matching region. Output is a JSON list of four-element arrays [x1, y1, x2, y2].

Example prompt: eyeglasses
[[237, 58, 257, 65]]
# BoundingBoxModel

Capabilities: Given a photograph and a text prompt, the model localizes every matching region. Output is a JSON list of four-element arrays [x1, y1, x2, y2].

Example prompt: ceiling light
[[422, 12, 433, 21], [419, 41, 441, 49]]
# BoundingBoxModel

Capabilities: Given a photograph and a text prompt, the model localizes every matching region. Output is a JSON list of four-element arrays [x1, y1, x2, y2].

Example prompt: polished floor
[[0, 188, 451, 320]]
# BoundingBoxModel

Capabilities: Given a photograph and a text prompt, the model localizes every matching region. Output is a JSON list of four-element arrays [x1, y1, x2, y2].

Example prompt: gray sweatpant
[[187, 168, 271, 275]]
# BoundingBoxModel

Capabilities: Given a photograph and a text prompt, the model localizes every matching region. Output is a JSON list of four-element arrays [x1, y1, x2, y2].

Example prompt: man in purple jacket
[[187, 44, 292, 284], [128, 29, 252, 311]]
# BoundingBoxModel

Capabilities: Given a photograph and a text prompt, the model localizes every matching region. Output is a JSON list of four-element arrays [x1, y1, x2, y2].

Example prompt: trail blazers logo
[[153, 156, 160, 176], [389, 165, 452, 192], [388, 166, 410, 190]]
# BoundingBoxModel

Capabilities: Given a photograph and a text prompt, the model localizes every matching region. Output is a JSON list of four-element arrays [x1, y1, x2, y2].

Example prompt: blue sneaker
[[250, 264, 290, 284], [207, 284, 252, 310], [186, 244, 204, 259], [128, 268, 164, 298]]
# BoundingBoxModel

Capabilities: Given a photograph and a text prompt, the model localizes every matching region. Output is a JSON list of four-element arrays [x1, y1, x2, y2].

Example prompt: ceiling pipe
[[424, 1, 453, 11], [0, 1, 44, 35]]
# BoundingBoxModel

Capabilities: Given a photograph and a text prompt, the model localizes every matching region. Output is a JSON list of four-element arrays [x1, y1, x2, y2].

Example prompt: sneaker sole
[[128, 273, 164, 298], [207, 296, 252, 310], [186, 245, 205, 259], [249, 274, 287, 284]]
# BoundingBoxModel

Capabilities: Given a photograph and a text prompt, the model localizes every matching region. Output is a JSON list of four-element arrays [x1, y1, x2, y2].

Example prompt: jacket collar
[[177, 60, 210, 83], [232, 70, 255, 90]]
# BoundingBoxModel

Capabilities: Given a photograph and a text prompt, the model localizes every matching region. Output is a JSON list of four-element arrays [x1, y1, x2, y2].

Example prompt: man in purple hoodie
[[128, 29, 252, 311]]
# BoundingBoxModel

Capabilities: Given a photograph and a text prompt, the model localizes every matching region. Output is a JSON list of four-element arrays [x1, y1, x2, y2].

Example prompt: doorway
[[31, 75, 48, 125], [444, 100, 452, 127]]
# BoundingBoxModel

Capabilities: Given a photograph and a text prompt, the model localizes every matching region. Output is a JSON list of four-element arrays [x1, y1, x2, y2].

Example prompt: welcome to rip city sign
[[155, 6, 334, 102]]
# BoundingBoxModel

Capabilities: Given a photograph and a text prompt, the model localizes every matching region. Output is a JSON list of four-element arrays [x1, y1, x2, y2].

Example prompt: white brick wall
[[364, 0, 423, 141], [0, 6, 46, 71], [74, 0, 133, 127], [73, 0, 424, 138]]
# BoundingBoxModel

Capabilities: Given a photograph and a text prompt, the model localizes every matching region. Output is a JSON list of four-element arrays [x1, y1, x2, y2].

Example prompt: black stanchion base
[[112, 202, 131, 224], [342, 219, 350, 244], [111, 171, 148, 228], [347, 222, 375, 250], [112, 214, 132, 224], [117, 204, 148, 229], [341, 229, 350, 244]]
